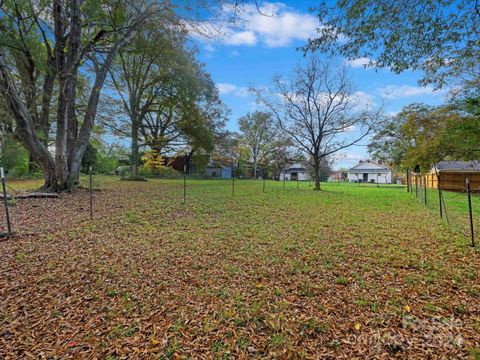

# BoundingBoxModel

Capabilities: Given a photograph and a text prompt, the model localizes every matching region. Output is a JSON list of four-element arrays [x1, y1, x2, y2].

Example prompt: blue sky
[[191, 1, 448, 169]]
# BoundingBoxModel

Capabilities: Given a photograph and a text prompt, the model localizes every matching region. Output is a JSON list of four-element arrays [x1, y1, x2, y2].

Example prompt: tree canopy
[[238, 111, 277, 178], [370, 102, 480, 174], [307, 0, 480, 89]]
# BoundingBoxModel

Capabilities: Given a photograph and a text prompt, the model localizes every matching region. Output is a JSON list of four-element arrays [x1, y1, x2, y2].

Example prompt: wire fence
[[0, 170, 323, 238], [1, 169, 478, 250], [0, 170, 111, 238], [408, 174, 479, 248]]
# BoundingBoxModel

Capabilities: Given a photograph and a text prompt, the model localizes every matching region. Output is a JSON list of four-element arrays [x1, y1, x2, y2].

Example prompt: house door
[[291, 173, 298, 181], [362, 173, 368, 183]]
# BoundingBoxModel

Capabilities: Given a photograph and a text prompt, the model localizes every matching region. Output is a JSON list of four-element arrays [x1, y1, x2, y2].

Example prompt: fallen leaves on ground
[[0, 178, 479, 358]]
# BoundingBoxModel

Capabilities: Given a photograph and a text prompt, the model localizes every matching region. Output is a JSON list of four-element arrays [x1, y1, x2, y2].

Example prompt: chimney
[[378, 160, 383, 165]]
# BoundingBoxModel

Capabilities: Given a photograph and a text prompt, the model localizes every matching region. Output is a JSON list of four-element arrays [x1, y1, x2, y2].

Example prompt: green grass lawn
[[1, 178, 480, 358]]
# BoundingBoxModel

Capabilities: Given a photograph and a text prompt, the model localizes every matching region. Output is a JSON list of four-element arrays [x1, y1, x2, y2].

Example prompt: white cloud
[[345, 57, 373, 68], [223, 30, 257, 46], [235, 87, 251, 97], [378, 85, 443, 99], [195, 2, 318, 48], [386, 110, 399, 117], [335, 152, 368, 168], [352, 91, 375, 109], [341, 152, 364, 161], [217, 83, 238, 95], [204, 43, 216, 52], [217, 83, 250, 97]]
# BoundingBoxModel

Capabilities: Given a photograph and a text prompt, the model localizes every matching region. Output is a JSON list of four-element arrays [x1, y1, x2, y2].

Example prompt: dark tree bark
[[53, 0, 69, 187], [0, 57, 57, 189]]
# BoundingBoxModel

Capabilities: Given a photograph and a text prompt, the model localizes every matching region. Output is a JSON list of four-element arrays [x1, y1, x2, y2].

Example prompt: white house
[[347, 160, 392, 184], [280, 163, 312, 181]]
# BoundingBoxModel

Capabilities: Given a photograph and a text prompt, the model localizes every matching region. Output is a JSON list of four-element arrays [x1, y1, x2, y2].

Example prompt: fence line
[[408, 173, 480, 193], [1, 170, 477, 251], [408, 173, 478, 249]]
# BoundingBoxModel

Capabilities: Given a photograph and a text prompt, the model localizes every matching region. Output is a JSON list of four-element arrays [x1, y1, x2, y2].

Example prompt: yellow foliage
[[142, 150, 165, 171], [150, 337, 161, 345]]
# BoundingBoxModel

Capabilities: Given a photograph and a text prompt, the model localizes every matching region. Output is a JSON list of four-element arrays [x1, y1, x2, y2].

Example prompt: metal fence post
[[415, 175, 418, 198], [183, 165, 187, 204], [466, 178, 475, 247], [438, 174, 443, 219], [283, 174, 286, 190], [263, 176, 266, 193], [1, 167, 12, 236], [441, 190, 450, 225], [89, 166, 93, 220], [424, 176, 427, 205], [406, 169, 410, 193], [232, 165, 235, 196]]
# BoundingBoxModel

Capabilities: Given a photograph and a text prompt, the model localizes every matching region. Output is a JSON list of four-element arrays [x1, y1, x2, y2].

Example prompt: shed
[[435, 161, 480, 192]]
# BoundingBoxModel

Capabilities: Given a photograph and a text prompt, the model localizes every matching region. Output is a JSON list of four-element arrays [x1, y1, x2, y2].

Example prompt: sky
[[190, 1, 449, 169]]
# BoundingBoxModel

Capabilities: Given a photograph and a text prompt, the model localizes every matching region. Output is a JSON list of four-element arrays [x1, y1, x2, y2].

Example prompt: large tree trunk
[[39, 59, 56, 144], [53, 0, 70, 189], [313, 156, 321, 190], [186, 150, 194, 174], [65, 0, 81, 179], [54, 0, 83, 190], [67, 42, 120, 187], [55, 90, 69, 188], [0, 57, 57, 191], [131, 117, 140, 178]]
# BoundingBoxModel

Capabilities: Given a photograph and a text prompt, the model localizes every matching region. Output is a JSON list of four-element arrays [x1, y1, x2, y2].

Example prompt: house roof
[[436, 161, 480, 173], [282, 163, 310, 172], [348, 160, 390, 172]]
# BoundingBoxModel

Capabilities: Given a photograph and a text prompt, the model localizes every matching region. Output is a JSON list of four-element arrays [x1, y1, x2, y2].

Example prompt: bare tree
[[253, 55, 382, 190], [238, 111, 277, 178]]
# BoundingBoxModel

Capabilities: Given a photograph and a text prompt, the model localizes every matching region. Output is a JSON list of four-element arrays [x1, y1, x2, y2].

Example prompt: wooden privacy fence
[[410, 173, 480, 192]]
